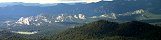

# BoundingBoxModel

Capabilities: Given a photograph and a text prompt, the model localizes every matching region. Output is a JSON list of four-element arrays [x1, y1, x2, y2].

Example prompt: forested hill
[[52, 20, 161, 40]]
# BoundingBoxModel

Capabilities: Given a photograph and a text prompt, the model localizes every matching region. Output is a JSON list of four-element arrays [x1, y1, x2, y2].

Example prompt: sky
[[0, 0, 113, 4]]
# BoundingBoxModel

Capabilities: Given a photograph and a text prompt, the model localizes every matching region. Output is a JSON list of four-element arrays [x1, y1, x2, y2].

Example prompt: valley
[[0, 0, 161, 40]]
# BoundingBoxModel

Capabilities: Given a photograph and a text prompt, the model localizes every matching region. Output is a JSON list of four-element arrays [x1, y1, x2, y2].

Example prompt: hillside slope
[[52, 20, 161, 40]]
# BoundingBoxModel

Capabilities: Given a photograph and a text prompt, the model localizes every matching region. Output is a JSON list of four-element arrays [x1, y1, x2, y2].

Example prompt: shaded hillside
[[0, 30, 17, 40], [52, 20, 161, 40]]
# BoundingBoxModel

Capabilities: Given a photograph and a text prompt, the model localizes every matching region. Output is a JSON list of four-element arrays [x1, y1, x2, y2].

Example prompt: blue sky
[[0, 0, 113, 4]]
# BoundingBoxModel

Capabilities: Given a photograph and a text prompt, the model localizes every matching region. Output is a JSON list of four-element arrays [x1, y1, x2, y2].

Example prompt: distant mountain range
[[0, 9, 161, 37], [0, 0, 161, 17], [3, 9, 161, 25]]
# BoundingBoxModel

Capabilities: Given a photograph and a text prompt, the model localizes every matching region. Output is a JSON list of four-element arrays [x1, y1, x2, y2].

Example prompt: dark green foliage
[[4, 36, 31, 40], [52, 20, 161, 40]]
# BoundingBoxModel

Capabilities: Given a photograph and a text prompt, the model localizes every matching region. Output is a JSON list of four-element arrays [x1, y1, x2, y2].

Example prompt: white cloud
[[0, 0, 102, 4], [103, 0, 113, 1]]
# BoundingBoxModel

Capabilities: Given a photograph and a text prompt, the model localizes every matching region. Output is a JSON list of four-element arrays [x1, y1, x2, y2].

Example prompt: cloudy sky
[[0, 0, 113, 4]]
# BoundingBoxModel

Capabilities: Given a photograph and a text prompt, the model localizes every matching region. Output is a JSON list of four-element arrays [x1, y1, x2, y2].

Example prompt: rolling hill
[[52, 20, 161, 40]]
